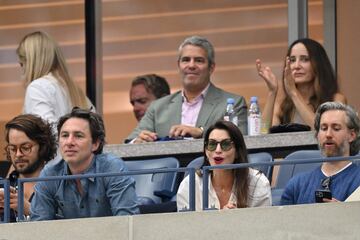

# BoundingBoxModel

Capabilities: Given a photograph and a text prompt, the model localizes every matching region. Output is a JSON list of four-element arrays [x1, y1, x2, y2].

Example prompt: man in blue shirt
[[281, 102, 360, 205], [30, 108, 139, 220]]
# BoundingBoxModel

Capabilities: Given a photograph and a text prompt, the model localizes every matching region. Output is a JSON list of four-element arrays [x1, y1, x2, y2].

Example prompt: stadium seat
[[124, 157, 180, 205], [248, 152, 273, 181], [275, 150, 323, 189], [272, 150, 323, 205]]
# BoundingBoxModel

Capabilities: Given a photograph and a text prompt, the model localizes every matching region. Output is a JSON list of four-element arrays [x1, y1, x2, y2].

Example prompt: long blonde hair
[[16, 31, 89, 108]]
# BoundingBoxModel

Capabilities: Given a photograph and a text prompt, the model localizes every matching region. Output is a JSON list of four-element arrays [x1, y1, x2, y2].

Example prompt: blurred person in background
[[129, 74, 170, 122], [256, 38, 346, 131], [17, 31, 93, 130]]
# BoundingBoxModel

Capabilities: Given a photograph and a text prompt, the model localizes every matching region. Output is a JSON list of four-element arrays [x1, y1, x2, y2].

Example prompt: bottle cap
[[227, 98, 235, 104], [250, 96, 258, 103]]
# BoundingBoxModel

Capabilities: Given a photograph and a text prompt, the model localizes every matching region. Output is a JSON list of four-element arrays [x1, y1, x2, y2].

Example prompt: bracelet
[[199, 126, 204, 137]]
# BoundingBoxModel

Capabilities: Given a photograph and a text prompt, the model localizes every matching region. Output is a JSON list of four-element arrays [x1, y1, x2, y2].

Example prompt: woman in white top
[[16, 31, 91, 126], [256, 38, 346, 130], [177, 120, 271, 211]]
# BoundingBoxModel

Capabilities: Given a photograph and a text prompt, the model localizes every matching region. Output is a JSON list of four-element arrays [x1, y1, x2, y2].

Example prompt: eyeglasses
[[5, 143, 36, 157], [205, 139, 233, 152], [321, 177, 331, 190]]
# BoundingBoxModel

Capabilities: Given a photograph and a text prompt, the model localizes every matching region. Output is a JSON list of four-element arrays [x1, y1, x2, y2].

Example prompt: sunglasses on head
[[205, 139, 233, 151], [321, 177, 331, 190]]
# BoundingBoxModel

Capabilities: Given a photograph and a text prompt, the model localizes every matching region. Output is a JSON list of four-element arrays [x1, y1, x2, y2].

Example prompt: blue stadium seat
[[248, 152, 273, 181], [272, 150, 322, 206], [124, 157, 180, 205], [275, 150, 323, 189]]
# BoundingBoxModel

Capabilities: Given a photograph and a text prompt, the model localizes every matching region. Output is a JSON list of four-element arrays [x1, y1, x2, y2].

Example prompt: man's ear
[[209, 63, 215, 74], [92, 139, 100, 153], [348, 129, 357, 143]]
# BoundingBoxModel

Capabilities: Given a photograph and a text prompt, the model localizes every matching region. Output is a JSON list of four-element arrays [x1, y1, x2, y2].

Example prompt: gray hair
[[178, 36, 215, 67], [314, 101, 360, 156]]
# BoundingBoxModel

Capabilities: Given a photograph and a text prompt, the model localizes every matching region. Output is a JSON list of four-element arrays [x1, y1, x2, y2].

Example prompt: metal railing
[[2, 154, 360, 222], [202, 155, 360, 210], [1, 167, 196, 223]]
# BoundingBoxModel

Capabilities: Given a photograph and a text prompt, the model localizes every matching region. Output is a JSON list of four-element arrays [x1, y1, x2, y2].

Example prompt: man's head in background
[[130, 74, 170, 121]]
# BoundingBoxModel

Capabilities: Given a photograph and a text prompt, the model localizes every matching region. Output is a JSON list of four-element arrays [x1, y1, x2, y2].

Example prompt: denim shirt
[[30, 153, 139, 220]]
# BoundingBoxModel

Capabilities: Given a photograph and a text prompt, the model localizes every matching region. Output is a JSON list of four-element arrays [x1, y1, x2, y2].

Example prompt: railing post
[[188, 168, 196, 211], [17, 179, 25, 221], [202, 167, 209, 210], [2, 180, 10, 223]]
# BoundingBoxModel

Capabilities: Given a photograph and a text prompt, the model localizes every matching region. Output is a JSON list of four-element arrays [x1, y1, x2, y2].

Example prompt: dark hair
[[314, 102, 360, 156], [131, 74, 170, 99], [178, 35, 215, 67], [5, 114, 57, 164], [280, 38, 339, 124], [57, 108, 106, 154], [203, 120, 249, 208]]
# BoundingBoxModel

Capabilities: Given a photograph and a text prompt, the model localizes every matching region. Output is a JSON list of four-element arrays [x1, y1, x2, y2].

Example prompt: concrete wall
[[1, 202, 359, 240]]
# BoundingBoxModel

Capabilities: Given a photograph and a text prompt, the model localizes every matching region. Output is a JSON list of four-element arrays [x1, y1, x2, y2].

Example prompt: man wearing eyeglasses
[[0, 114, 57, 222], [281, 102, 360, 205], [127, 36, 247, 143], [30, 108, 139, 220]]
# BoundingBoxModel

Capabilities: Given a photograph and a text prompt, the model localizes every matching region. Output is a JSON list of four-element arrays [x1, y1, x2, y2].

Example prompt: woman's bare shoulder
[[333, 92, 347, 104]]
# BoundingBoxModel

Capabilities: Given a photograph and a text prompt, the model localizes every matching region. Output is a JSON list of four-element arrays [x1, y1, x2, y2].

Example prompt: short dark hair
[[57, 108, 106, 154], [314, 101, 360, 156], [131, 74, 170, 99], [5, 114, 57, 163]]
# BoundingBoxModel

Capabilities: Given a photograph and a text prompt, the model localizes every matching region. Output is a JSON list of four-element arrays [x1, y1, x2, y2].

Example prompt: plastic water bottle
[[224, 98, 238, 127], [248, 96, 261, 135]]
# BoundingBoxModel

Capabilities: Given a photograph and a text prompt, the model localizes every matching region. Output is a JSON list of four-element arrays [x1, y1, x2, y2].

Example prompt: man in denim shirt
[[30, 108, 139, 220]]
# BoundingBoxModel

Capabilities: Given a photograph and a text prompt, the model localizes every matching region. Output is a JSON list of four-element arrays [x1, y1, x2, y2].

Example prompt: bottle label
[[248, 114, 261, 136], [231, 116, 238, 127]]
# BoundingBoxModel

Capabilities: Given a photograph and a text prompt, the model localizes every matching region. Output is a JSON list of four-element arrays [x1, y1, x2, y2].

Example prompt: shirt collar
[[182, 83, 210, 104], [63, 155, 97, 182]]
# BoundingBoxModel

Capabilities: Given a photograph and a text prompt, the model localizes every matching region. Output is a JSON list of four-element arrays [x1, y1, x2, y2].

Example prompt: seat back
[[248, 152, 273, 181], [124, 157, 180, 204], [184, 152, 273, 180], [0, 161, 11, 178], [275, 150, 322, 189]]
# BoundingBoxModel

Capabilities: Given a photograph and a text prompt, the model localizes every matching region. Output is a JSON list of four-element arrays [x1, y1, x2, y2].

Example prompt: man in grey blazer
[[127, 36, 247, 143]]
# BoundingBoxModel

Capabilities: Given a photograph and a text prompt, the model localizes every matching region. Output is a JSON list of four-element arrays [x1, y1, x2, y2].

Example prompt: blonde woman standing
[[17, 31, 92, 127]]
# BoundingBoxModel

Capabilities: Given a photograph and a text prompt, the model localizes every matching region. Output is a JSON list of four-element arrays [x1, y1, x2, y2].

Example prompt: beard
[[14, 158, 44, 175], [319, 141, 347, 157]]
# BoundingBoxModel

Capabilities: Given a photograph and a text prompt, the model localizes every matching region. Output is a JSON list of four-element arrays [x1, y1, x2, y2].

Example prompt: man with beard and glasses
[[0, 114, 56, 222], [281, 102, 360, 205]]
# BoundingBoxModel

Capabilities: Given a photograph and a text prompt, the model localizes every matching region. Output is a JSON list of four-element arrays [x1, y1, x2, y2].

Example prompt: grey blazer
[[126, 83, 248, 141]]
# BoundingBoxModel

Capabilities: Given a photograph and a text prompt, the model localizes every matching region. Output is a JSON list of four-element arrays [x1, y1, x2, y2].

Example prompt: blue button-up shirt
[[30, 153, 139, 220]]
